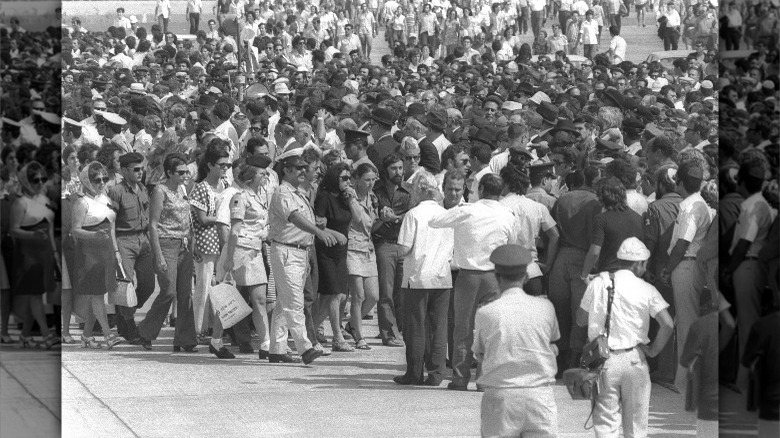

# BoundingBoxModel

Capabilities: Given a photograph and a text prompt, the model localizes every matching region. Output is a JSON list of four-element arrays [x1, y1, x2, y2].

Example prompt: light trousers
[[193, 254, 218, 334], [481, 386, 558, 438], [268, 244, 312, 355], [593, 348, 651, 438]]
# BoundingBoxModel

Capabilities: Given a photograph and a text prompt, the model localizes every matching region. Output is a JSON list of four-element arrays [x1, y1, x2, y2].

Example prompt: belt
[[374, 238, 398, 245], [272, 241, 310, 251], [682, 256, 697, 261], [116, 229, 147, 236], [610, 346, 635, 353], [744, 256, 759, 261]]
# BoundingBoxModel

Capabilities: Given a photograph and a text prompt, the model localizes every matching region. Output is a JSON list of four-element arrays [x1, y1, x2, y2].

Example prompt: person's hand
[[95, 229, 111, 240], [660, 270, 672, 287], [316, 109, 329, 120], [330, 230, 347, 246], [192, 247, 202, 263], [315, 216, 328, 228], [344, 187, 357, 200], [156, 257, 168, 273], [317, 229, 338, 247], [638, 343, 657, 358]]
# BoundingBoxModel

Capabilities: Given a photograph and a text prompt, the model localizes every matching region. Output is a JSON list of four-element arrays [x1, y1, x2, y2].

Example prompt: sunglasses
[[250, 127, 263, 132], [403, 155, 421, 161], [128, 166, 144, 172], [32, 177, 48, 184], [216, 163, 232, 169], [175, 169, 191, 176], [92, 176, 110, 184]]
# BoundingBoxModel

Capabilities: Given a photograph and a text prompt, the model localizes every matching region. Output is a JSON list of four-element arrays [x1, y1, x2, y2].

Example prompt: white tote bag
[[109, 263, 138, 307], [209, 273, 252, 329]]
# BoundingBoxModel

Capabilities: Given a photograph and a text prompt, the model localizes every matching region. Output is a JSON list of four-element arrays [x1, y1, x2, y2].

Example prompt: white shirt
[[187, 0, 203, 13], [157, 0, 171, 18], [473, 288, 560, 388], [730, 191, 775, 258], [499, 194, 556, 278], [580, 270, 669, 350], [609, 35, 627, 64], [215, 119, 239, 158], [429, 199, 518, 271], [431, 133, 452, 159], [664, 9, 681, 27], [398, 200, 454, 289], [467, 166, 493, 203], [626, 189, 649, 217], [530, 0, 547, 11], [667, 192, 712, 258]]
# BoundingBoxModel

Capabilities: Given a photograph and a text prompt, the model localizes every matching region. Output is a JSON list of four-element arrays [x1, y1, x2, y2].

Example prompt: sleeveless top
[[79, 194, 116, 228], [18, 194, 56, 228], [157, 184, 191, 239]]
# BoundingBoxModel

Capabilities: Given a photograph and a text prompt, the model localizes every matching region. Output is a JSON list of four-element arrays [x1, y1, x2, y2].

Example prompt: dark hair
[[320, 162, 351, 194], [649, 135, 674, 158], [246, 137, 268, 155], [86, 161, 107, 184], [163, 152, 189, 178], [499, 162, 530, 195], [95, 143, 122, 171], [479, 174, 504, 198], [596, 176, 627, 211], [738, 162, 765, 194], [677, 159, 703, 193], [565, 170, 585, 189], [583, 166, 600, 187], [197, 139, 230, 182], [469, 143, 492, 165], [381, 152, 404, 175], [441, 142, 469, 170], [77, 143, 100, 167], [605, 158, 637, 190], [353, 162, 378, 178]]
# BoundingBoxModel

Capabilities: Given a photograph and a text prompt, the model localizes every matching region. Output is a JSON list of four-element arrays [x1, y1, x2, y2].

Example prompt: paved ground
[[0, 347, 61, 438]]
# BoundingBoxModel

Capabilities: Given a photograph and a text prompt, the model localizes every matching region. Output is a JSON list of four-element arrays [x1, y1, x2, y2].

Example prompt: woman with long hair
[[70, 161, 122, 349], [442, 8, 461, 57], [135, 153, 198, 352], [221, 158, 274, 359], [344, 163, 380, 350], [313, 162, 355, 351], [190, 141, 230, 346], [9, 162, 59, 348]]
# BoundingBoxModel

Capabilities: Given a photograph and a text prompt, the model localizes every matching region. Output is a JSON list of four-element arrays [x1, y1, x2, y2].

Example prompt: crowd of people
[[0, 0, 774, 434], [0, 18, 63, 349]]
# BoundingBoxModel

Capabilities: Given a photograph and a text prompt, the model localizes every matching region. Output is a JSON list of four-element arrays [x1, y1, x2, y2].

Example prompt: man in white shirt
[[467, 143, 494, 203], [661, 161, 712, 389], [529, 0, 547, 37], [473, 244, 560, 437], [394, 172, 454, 387], [580, 10, 600, 59], [577, 238, 674, 438], [662, 2, 681, 50], [724, 2, 742, 50], [186, 0, 203, 34], [113, 8, 132, 30], [429, 174, 518, 390], [608, 25, 627, 64]]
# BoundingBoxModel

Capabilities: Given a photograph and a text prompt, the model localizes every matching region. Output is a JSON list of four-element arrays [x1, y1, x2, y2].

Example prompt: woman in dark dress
[[9, 162, 60, 348], [313, 163, 354, 352]]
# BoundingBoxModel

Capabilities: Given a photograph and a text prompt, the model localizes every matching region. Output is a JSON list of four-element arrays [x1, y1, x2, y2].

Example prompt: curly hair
[[596, 176, 627, 211], [499, 162, 530, 195]]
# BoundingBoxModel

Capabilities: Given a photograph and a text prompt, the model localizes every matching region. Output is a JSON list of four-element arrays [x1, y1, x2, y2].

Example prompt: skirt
[[231, 246, 267, 286], [12, 233, 54, 296], [317, 245, 349, 296], [346, 248, 378, 278], [74, 223, 117, 296]]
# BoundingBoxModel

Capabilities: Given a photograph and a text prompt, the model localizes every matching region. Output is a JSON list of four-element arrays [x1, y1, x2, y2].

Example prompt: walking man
[[473, 244, 560, 437], [186, 0, 203, 34]]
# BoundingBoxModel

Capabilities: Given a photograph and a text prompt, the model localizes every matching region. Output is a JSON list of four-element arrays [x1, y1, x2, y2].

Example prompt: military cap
[[275, 147, 304, 162], [622, 118, 645, 130], [101, 112, 127, 126], [490, 244, 533, 275], [119, 152, 145, 167], [528, 161, 555, 178], [509, 144, 534, 160], [62, 117, 83, 128], [343, 129, 370, 144], [246, 155, 273, 169]]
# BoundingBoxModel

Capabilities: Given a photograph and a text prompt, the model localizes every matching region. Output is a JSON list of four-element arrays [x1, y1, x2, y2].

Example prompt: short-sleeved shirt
[[473, 288, 560, 388], [230, 188, 269, 250], [591, 208, 644, 273], [189, 181, 221, 255], [398, 200, 454, 289], [500, 194, 556, 278], [348, 193, 378, 253], [314, 190, 352, 257], [730, 191, 774, 259], [216, 185, 241, 227], [526, 186, 556, 212], [269, 180, 315, 247], [108, 180, 150, 234], [551, 188, 601, 252], [668, 192, 712, 258], [580, 270, 669, 350]]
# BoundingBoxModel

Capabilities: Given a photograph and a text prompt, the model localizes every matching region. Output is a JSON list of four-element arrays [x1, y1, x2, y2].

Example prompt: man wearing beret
[[108, 152, 156, 344], [577, 237, 674, 437], [473, 244, 560, 437]]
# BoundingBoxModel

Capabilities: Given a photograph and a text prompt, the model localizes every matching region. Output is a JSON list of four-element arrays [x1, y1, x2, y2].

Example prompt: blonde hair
[[408, 170, 442, 207]]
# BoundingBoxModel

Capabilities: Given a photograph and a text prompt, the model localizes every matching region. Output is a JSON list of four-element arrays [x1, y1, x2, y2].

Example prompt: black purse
[[580, 273, 616, 370]]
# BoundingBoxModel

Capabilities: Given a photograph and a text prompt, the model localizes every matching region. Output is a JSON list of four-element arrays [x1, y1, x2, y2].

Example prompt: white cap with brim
[[617, 237, 650, 261], [33, 111, 61, 125], [502, 101, 523, 111], [63, 117, 83, 127], [101, 112, 128, 126], [275, 147, 304, 162]]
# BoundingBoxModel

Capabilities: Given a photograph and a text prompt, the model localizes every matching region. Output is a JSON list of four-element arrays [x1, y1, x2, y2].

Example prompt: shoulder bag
[[580, 272, 616, 370]]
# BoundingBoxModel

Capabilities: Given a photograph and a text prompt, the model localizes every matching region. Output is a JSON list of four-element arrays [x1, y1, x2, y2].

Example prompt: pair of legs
[[193, 254, 218, 337], [314, 293, 349, 346], [78, 295, 113, 342], [400, 288, 449, 383], [1, 288, 11, 339], [348, 274, 379, 343], [115, 234, 156, 341], [15, 295, 52, 340], [548, 248, 588, 370], [359, 34, 372, 59]]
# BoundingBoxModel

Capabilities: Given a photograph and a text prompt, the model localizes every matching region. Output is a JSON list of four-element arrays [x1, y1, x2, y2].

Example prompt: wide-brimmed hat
[[536, 101, 558, 125], [368, 107, 397, 127], [426, 109, 447, 131], [602, 88, 624, 109]]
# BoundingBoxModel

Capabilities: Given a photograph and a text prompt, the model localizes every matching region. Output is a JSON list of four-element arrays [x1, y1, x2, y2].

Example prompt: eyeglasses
[[460, 158, 470, 166], [250, 127, 262, 132], [339, 175, 351, 182], [129, 166, 144, 172], [32, 177, 48, 184], [403, 155, 421, 161], [217, 162, 232, 169], [175, 170, 191, 176], [92, 176, 110, 184]]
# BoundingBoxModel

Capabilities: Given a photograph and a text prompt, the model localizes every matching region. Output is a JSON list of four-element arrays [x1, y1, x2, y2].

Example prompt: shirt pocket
[[123, 200, 140, 224]]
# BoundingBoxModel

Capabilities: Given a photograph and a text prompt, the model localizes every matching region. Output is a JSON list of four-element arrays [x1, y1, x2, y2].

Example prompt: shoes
[[1, 334, 15, 344], [332, 340, 355, 352], [424, 375, 443, 387], [301, 347, 324, 365], [43, 334, 61, 349], [316, 328, 328, 344], [80, 336, 101, 349], [258, 349, 270, 360], [269, 353, 302, 363], [19, 336, 40, 349], [314, 343, 332, 356], [374, 333, 383, 339], [105, 335, 123, 350], [447, 382, 469, 391], [210, 343, 236, 359], [355, 339, 371, 350], [173, 345, 198, 353], [382, 338, 404, 347], [197, 333, 211, 345], [238, 343, 254, 354], [393, 375, 424, 385], [61, 335, 77, 345]]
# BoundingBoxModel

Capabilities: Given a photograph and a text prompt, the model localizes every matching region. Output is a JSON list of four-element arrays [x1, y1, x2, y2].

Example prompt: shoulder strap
[[604, 272, 616, 338]]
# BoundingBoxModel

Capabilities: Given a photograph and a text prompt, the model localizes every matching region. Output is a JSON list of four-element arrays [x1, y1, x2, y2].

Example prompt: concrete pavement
[[0, 347, 61, 438]]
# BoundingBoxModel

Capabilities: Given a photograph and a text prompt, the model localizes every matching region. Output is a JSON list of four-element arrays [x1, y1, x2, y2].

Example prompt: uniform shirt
[[230, 188, 269, 250], [500, 193, 556, 278], [268, 180, 316, 247], [729, 191, 774, 259], [429, 199, 518, 271], [526, 186, 556, 212], [398, 200, 454, 289], [580, 270, 669, 350], [107, 180, 150, 233], [551, 187, 600, 251], [668, 192, 712, 258], [372, 181, 412, 242], [473, 288, 560, 388], [216, 183, 242, 226]]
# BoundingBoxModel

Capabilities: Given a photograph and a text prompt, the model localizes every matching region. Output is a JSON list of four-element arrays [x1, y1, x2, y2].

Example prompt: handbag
[[110, 264, 138, 307], [209, 273, 252, 329], [580, 272, 616, 370]]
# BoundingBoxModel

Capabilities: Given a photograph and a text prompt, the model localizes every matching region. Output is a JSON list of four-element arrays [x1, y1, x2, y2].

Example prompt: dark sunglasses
[[403, 155, 421, 161], [175, 170, 191, 176], [92, 176, 110, 184], [216, 163, 232, 169], [339, 175, 351, 182], [127, 166, 144, 172], [32, 177, 48, 184], [295, 165, 309, 171]]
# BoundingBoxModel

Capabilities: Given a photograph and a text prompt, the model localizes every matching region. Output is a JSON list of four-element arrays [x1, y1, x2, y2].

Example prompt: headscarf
[[17, 163, 45, 197], [79, 162, 108, 197]]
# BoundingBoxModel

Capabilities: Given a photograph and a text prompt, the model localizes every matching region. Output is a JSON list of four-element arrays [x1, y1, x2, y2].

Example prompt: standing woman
[[9, 162, 60, 348], [135, 153, 198, 352], [189, 142, 229, 344], [345, 162, 380, 350], [313, 163, 355, 351], [222, 157, 274, 359], [391, 7, 407, 47], [335, 9, 350, 47], [442, 8, 462, 57], [70, 162, 122, 349]]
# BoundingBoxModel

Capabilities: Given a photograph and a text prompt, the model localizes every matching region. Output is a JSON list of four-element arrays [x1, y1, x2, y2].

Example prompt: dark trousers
[[451, 270, 499, 386], [376, 242, 404, 341], [402, 288, 450, 381], [531, 10, 544, 38], [548, 248, 588, 369], [664, 27, 679, 50], [584, 43, 597, 59], [115, 233, 156, 341], [303, 246, 319, 344], [520, 6, 530, 33], [137, 238, 196, 346], [189, 13, 200, 34], [558, 10, 570, 33], [648, 280, 677, 385], [608, 13, 621, 33], [447, 270, 459, 364], [419, 32, 435, 51], [724, 27, 741, 50]]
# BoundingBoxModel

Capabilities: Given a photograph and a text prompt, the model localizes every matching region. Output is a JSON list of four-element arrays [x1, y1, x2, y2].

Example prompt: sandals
[[315, 328, 328, 344], [105, 335, 124, 350], [43, 334, 62, 350], [332, 340, 355, 352], [355, 339, 371, 350], [81, 336, 101, 349], [61, 335, 78, 344], [19, 336, 39, 349]]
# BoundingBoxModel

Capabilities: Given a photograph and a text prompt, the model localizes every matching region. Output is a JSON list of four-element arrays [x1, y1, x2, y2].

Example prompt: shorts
[[232, 246, 267, 286], [346, 249, 378, 278]]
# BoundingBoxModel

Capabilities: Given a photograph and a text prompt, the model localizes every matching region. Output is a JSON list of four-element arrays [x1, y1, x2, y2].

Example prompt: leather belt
[[116, 229, 147, 236], [273, 241, 310, 251], [609, 347, 635, 353]]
